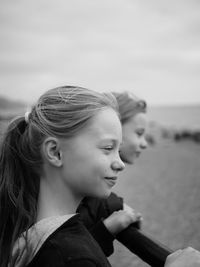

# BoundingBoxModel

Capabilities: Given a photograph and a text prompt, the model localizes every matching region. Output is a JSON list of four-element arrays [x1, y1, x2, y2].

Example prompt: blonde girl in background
[[77, 91, 200, 267]]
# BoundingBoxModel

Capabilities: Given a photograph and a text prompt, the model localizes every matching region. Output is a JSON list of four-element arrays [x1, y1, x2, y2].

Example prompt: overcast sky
[[0, 0, 200, 105]]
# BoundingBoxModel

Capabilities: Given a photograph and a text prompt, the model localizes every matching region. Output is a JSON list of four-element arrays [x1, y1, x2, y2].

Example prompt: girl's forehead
[[122, 113, 147, 131], [86, 108, 122, 139], [129, 113, 147, 125]]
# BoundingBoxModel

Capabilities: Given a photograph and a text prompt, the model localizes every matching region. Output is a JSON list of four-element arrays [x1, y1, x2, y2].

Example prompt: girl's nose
[[140, 137, 148, 150], [111, 155, 125, 172]]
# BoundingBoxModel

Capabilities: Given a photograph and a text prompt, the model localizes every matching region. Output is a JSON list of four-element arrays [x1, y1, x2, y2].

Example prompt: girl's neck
[[36, 175, 82, 222]]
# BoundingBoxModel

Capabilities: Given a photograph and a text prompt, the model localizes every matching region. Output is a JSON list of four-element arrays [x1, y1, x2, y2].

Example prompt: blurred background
[[0, 0, 200, 266]]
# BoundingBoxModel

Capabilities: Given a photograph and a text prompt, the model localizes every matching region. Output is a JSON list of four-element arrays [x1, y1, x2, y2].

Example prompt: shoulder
[[28, 244, 102, 267], [28, 216, 110, 267]]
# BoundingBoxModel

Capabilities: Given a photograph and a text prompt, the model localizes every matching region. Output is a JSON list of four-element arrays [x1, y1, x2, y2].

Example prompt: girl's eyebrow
[[100, 138, 122, 147], [100, 138, 115, 143], [101, 137, 120, 142]]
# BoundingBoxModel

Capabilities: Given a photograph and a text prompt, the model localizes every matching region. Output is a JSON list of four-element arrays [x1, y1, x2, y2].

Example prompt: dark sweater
[[78, 193, 172, 267], [27, 214, 111, 267]]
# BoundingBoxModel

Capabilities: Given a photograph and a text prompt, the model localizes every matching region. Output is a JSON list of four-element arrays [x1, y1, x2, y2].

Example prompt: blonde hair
[[29, 86, 118, 137], [112, 91, 147, 124]]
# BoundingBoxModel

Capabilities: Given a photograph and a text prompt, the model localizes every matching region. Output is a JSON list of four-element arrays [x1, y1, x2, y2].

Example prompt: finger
[[166, 249, 183, 261], [123, 203, 133, 212], [182, 246, 200, 254]]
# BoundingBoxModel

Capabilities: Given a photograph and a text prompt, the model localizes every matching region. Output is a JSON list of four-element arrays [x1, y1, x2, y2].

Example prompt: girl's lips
[[135, 151, 141, 158], [105, 176, 117, 180], [104, 177, 117, 187]]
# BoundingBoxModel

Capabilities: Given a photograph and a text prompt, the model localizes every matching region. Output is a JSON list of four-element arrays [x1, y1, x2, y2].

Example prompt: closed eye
[[137, 132, 143, 137], [136, 129, 145, 137], [103, 146, 113, 151]]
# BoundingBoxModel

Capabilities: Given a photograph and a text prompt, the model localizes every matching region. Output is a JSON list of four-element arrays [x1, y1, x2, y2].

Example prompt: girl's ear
[[42, 137, 63, 167]]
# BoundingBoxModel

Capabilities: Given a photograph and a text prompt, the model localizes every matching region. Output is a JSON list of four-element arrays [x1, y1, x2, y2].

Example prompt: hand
[[164, 247, 200, 267], [103, 207, 142, 235], [123, 203, 143, 229]]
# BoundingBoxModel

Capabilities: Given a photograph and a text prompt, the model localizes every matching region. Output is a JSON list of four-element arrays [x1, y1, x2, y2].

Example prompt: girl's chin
[[120, 153, 136, 165], [129, 160, 135, 165], [124, 156, 136, 165]]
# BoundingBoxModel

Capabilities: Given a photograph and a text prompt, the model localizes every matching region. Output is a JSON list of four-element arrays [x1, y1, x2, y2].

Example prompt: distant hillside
[[0, 96, 27, 120], [0, 96, 26, 110]]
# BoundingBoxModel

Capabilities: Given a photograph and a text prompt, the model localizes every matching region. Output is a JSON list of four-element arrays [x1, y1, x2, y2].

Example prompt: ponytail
[[0, 116, 41, 267]]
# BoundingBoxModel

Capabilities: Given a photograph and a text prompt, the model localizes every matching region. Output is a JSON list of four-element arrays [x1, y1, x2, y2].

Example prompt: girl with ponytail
[[0, 85, 127, 267]]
